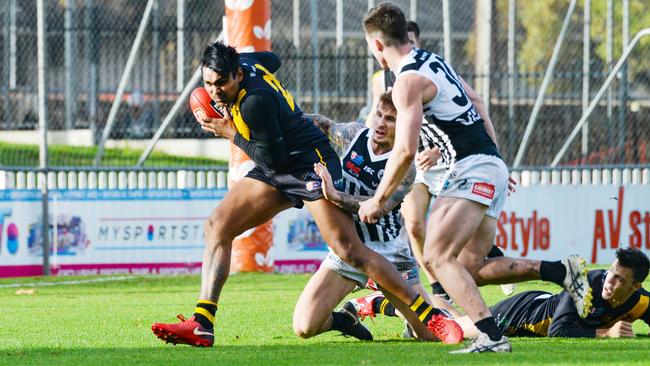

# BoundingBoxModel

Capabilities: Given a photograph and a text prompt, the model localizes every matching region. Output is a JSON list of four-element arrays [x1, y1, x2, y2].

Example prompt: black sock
[[487, 245, 505, 258], [371, 296, 397, 317], [474, 317, 503, 341], [409, 294, 441, 323], [431, 282, 446, 295], [330, 311, 354, 332], [540, 260, 566, 286], [193, 300, 217, 329]]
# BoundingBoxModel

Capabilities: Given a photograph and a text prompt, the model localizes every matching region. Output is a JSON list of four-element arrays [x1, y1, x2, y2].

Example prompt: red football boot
[[349, 292, 385, 321], [151, 314, 214, 347], [427, 314, 464, 344]]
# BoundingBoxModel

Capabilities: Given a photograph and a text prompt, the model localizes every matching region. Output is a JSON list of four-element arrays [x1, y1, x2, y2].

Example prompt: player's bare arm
[[595, 321, 635, 338], [415, 147, 441, 171], [358, 74, 432, 223], [315, 161, 415, 216], [307, 114, 365, 156], [460, 76, 497, 148], [365, 72, 384, 127]]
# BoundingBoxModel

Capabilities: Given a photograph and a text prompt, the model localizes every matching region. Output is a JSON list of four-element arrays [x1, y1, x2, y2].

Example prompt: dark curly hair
[[616, 248, 650, 283], [200, 41, 240, 78]]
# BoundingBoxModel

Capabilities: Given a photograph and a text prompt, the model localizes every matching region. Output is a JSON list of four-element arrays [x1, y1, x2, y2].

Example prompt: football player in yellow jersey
[[151, 41, 460, 346]]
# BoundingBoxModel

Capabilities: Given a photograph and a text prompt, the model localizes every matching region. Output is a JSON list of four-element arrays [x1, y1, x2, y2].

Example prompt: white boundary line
[[0, 276, 137, 289]]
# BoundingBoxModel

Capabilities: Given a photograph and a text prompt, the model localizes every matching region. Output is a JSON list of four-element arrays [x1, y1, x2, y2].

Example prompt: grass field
[[0, 141, 227, 167], [1, 272, 649, 366]]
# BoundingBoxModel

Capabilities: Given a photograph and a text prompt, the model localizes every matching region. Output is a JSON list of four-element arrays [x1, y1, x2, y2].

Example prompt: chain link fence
[[1, 0, 648, 168]]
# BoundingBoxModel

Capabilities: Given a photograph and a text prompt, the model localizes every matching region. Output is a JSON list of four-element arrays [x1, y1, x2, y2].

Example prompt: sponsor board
[[497, 185, 649, 264], [0, 189, 329, 277]]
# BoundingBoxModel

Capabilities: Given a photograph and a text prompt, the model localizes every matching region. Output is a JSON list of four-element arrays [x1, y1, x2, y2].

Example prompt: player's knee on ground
[[292, 317, 319, 339]]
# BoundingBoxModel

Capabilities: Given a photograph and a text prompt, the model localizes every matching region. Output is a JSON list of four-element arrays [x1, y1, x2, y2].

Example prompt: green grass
[[0, 273, 648, 365], [0, 141, 227, 168]]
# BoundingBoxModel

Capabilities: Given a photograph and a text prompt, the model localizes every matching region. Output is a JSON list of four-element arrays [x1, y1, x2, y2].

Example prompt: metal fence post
[[37, 0, 50, 276]]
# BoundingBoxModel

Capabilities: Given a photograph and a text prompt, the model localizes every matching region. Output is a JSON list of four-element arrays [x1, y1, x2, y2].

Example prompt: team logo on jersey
[[306, 181, 322, 191], [377, 169, 384, 181], [472, 182, 495, 199], [350, 151, 364, 165]]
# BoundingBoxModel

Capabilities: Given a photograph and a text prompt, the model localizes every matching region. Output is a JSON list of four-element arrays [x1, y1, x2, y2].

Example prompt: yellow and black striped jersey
[[231, 52, 329, 173], [492, 270, 650, 338]]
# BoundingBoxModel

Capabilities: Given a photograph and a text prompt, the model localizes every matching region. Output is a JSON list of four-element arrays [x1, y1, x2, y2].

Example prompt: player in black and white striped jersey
[[292, 91, 462, 343]]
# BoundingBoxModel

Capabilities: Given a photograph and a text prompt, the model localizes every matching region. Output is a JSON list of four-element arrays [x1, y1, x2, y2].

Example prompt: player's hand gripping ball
[[189, 87, 224, 122]]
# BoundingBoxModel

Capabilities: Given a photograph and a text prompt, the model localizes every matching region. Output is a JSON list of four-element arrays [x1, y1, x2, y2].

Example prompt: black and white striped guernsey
[[394, 48, 500, 165], [341, 128, 402, 243]]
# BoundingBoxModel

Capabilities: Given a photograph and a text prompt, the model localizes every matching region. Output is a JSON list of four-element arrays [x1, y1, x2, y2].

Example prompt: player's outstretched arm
[[314, 162, 415, 216], [548, 293, 597, 338], [306, 114, 365, 157], [364, 71, 384, 128]]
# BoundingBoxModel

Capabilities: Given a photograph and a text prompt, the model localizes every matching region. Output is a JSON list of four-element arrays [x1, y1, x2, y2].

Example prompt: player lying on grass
[[292, 91, 462, 343], [151, 41, 457, 347], [454, 248, 650, 338], [347, 252, 597, 339]]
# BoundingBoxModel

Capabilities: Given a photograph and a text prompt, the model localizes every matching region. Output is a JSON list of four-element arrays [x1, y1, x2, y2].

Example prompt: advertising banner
[[1, 184, 648, 278], [0, 189, 224, 277], [0, 189, 328, 278], [497, 185, 649, 264]]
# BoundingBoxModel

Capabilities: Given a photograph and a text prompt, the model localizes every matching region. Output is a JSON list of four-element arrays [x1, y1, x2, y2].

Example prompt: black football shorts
[[245, 141, 343, 208]]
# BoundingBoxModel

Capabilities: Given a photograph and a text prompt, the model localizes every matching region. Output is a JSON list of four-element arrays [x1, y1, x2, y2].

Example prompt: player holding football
[[358, 3, 591, 353], [151, 41, 459, 346], [292, 91, 461, 343]]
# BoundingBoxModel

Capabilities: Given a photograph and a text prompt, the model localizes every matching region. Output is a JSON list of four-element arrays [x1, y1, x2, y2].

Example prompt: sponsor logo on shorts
[[350, 151, 364, 165], [472, 182, 495, 199], [457, 178, 471, 190], [402, 267, 419, 281], [306, 181, 322, 191]]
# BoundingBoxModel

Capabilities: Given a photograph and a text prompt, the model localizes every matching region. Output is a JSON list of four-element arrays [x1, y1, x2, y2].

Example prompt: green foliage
[[590, 0, 650, 75], [0, 141, 226, 168], [0, 273, 648, 365], [514, 0, 650, 75]]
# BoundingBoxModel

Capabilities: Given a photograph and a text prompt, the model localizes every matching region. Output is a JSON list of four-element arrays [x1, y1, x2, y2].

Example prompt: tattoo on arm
[[306, 114, 365, 156], [331, 164, 416, 217], [381, 163, 416, 214], [329, 191, 365, 214]]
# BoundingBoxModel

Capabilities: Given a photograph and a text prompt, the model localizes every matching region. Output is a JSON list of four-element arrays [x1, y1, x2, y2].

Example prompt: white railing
[[1, 167, 648, 190], [510, 167, 650, 187], [0, 168, 229, 190]]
